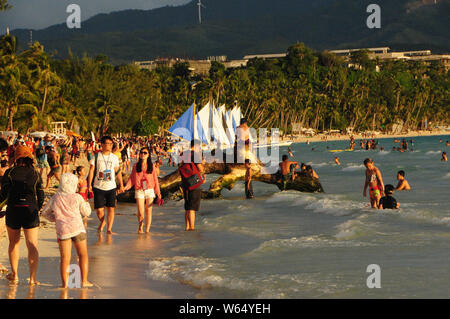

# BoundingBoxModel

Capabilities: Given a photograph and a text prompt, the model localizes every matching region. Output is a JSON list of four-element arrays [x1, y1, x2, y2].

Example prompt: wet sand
[[0, 203, 198, 299], [0, 156, 195, 299]]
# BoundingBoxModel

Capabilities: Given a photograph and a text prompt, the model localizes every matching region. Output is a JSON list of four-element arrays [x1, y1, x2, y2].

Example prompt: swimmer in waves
[[363, 158, 385, 209]]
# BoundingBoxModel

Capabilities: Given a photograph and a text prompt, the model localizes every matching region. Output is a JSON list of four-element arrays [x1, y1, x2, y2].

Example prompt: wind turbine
[[197, 0, 206, 24]]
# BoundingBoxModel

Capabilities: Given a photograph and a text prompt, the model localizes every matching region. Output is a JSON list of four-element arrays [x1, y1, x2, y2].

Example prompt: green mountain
[[11, 0, 450, 64]]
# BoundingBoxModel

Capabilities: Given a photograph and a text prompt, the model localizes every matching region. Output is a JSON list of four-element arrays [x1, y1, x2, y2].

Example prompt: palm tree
[[0, 35, 33, 131], [93, 89, 120, 136], [0, 0, 12, 11]]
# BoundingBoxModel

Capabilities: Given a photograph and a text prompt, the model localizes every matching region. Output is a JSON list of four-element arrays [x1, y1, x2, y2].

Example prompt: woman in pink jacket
[[124, 147, 161, 233]]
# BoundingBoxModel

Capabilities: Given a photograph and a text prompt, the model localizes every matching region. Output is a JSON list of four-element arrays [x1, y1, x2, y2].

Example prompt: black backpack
[[7, 168, 39, 210]]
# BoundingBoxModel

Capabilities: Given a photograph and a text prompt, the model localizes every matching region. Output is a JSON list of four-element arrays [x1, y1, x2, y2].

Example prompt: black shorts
[[6, 206, 40, 230], [183, 187, 202, 211], [93, 188, 117, 209]]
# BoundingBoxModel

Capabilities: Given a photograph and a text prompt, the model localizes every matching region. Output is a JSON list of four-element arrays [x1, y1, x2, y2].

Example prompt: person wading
[[179, 140, 205, 231]]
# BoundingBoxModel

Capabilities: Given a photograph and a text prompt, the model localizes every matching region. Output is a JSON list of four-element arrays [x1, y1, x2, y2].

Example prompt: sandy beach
[[0, 203, 199, 299], [284, 129, 450, 144], [0, 158, 195, 299]]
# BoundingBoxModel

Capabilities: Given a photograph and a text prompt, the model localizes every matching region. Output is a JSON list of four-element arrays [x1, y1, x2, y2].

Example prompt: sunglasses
[[140, 152, 149, 155]]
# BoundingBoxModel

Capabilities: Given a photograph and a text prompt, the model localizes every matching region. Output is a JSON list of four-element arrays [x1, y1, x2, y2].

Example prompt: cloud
[[0, 0, 190, 32]]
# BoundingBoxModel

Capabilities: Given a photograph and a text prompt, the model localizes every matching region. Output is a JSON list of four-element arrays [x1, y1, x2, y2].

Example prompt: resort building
[[133, 48, 449, 74], [329, 47, 450, 71]]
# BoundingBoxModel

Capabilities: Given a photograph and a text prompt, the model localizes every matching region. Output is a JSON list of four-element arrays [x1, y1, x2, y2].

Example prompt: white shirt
[[90, 152, 120, 191]]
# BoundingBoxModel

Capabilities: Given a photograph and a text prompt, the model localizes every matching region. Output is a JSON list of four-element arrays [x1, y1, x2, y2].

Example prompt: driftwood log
[[117, 162, 324, 203]]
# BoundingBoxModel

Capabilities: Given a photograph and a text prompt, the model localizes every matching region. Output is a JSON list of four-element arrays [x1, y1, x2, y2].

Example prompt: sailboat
[[168, 102, 292, 151]]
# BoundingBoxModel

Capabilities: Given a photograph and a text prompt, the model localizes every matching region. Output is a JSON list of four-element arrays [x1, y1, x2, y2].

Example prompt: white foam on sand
[[425, 151, 441, 155], [146, 256, 244, 289], [146, 256, 354, 298]]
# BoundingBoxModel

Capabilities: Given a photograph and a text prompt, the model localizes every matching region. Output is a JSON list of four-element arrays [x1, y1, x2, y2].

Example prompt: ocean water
[[133, 136, 450, 298]]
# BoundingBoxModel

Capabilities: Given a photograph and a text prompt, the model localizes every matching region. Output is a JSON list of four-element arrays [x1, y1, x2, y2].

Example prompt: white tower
[[197, 0, 206, 24]]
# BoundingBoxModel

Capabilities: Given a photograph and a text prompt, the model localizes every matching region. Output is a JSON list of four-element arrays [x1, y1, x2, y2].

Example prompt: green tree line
[[0, 35, 448, 136]]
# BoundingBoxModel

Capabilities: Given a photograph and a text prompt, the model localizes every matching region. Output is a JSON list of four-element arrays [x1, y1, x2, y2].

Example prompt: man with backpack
[[179, 139, 205, 231]]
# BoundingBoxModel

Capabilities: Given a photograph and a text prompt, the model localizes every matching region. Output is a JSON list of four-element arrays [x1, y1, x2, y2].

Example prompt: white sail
[[224, 109, 235, 144], [197, 103, 212, 144], [212, 106, 230, 147], [231, 106, 242, 131]]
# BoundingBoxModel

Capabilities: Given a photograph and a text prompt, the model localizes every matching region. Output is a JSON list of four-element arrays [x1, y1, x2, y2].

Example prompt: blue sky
[[0, 0, 190, 32]]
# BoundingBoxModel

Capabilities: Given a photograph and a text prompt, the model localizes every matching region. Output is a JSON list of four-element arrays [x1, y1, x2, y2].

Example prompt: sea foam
[[342, 164, 365, 171]]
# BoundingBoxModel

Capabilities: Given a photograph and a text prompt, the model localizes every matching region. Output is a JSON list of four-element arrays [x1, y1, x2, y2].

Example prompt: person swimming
[[395, 170, 411, 191], [378, 184, 400, 210], [334, 157, 340, 166], [363, 158, 385, 208]]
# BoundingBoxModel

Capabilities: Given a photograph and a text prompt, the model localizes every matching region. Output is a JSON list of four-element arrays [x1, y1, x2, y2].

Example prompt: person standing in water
[[244, 159, 254, 199], [395, 170, 411, 191], [363, 158, 385, 208], [441, 152, 447, 162], [378, 184, 400, 210], [179, 140, 205, 231]]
